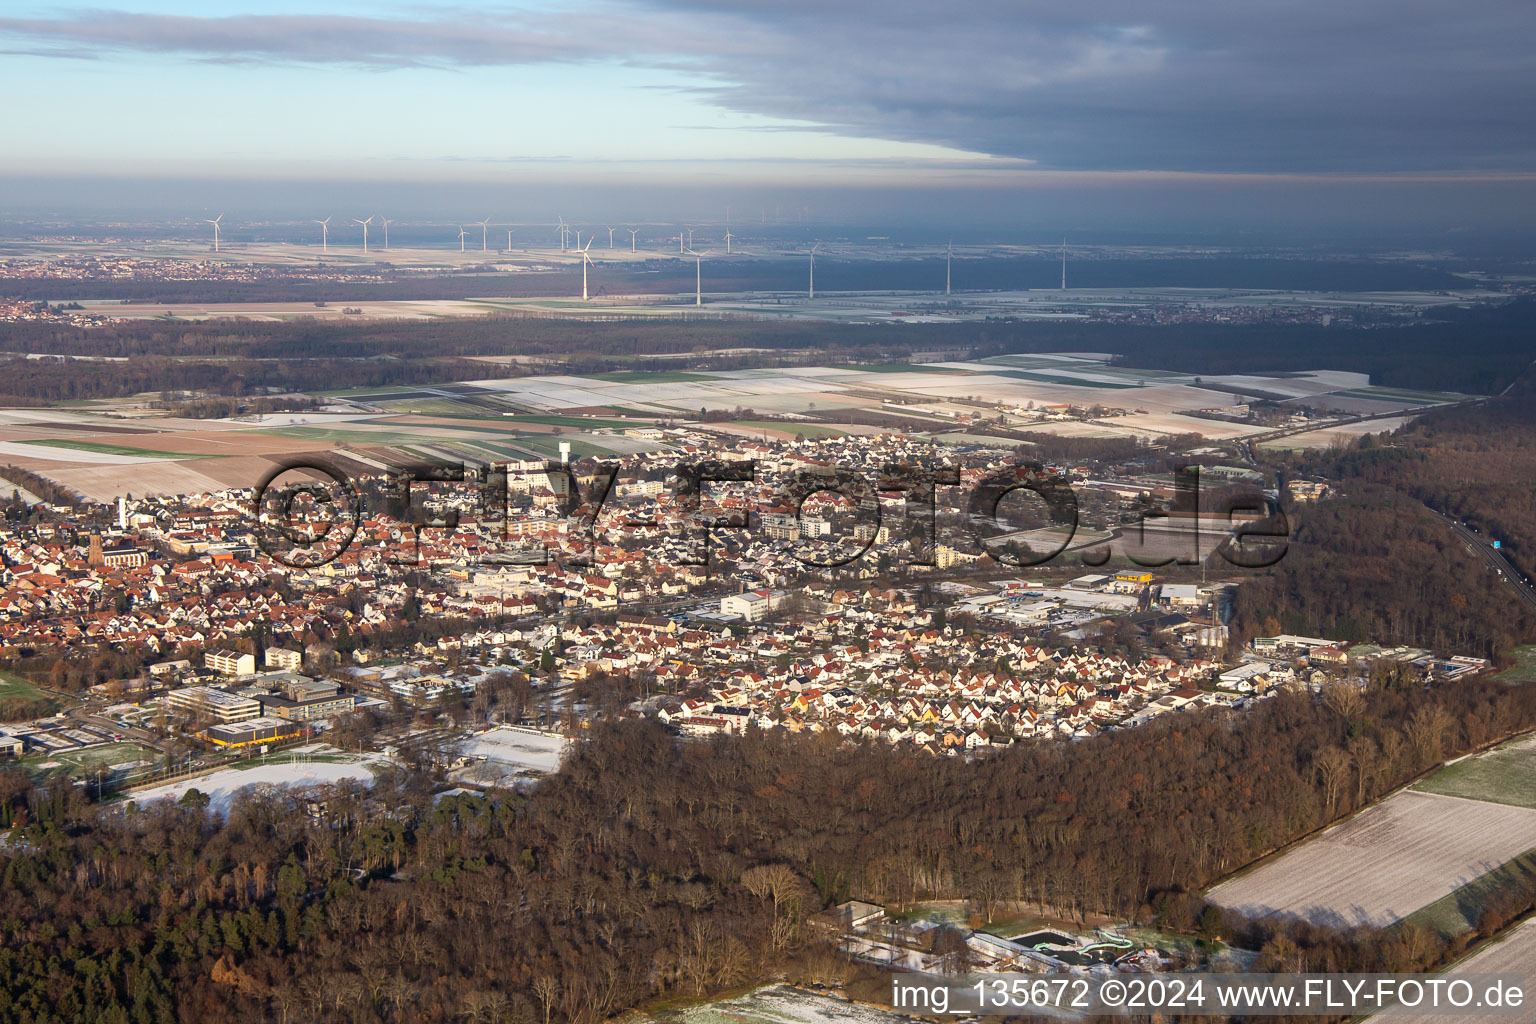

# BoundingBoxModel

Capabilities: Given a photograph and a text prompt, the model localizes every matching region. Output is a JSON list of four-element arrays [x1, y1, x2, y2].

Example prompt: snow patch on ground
[[130, 756, 384, 815]]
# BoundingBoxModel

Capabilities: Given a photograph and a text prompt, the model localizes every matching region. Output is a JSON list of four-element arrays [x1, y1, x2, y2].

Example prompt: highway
[[1426, 506, 1536, 612]]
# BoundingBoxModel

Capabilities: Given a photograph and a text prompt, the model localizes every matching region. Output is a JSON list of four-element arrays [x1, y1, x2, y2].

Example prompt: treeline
[[0, 354, 507, 404], [0, 463, 83, 506], [149, 395, 315, 419], [0, 696, 51, 722], [2, 670, 1535, 1023]]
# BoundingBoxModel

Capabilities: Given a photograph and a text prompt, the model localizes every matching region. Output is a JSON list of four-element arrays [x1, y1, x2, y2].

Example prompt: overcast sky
[[2, 1, 1534, 233]]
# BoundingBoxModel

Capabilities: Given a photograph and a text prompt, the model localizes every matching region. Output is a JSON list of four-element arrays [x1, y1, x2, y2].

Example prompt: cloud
[[2, 1, 1534, 173]]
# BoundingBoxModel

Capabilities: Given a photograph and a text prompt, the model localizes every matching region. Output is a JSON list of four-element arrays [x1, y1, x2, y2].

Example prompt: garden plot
[[1206, 790, 1536, 928]]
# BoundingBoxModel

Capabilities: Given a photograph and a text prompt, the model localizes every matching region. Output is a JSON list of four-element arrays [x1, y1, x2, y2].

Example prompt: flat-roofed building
[[167, 685, 261, 724], [257, 676, 355, 721], [203, 716, 302, 749]]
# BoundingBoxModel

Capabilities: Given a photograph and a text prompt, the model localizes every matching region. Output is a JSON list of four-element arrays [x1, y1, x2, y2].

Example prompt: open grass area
[[13, 438, 197, 459], [1413, 733, 1536, 809], [1399, 850, 1536, 938], [0, 670, 53, 704], [728, 420, 848, 438], [1494, 646, 1536, 684]]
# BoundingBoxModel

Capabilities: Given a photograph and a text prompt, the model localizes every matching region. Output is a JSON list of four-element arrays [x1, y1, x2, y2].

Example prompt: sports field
[[129, 751, 386, 815], [23, 742, 158, 782]]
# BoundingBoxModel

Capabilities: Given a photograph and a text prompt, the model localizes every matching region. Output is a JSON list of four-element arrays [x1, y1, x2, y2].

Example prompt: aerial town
[[3, 1, 1536, 1018], [0, 425, 1488, 796]]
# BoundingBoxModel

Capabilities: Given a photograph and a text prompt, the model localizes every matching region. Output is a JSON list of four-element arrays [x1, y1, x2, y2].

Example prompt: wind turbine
[[554, 216, 568, 251], [607, 226, 615, 249], [808, 244, 819, 299], [723, 230, 734, 254], [578, 238, 595, 301], [1060, 236, 1067, 290], [205, 214, 223, 253], [946, 240, 952, 296], [315, 217, 330, 253], [627, 228, 638, 252], [685, 247, 710, 307], [353, 216, 373, 253], [457, 226, 467, 253], [476, 218, 490, 252], [380, 218, 391, 250], [677, 230, 686, 254], [686, 227, 694, 248]]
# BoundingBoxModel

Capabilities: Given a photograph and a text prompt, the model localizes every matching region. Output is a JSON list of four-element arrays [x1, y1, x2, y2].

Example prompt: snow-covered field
[[129, 755, 383, 815], [460, 727, 569, 778], [1372, 918, 1536, 1022], [650, 985, 917, 1024], [1207, 790, 1536, 928]]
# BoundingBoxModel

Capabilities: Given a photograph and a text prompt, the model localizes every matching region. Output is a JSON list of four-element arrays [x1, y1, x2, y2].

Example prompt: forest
[[2, 669, 1535, 1023], [1229, 488, 1535, 657], [1294, 384, 1536, 584]]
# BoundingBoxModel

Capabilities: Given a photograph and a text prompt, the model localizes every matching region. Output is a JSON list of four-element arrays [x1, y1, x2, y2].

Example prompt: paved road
[[1426, 506, 1536, 612]]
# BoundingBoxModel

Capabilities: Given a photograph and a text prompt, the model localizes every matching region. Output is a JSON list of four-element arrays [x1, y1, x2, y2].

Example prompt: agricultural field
[[498, 414, 642, 429], [1205, 790, 1536, 928], [1411, 733, 1536, 810], [587, 370, 718, 384], [0, 356, 1476, 501], [725, 420, 849, 438], [1399, 850, 1536, 937], [1371, 918, 1536, 1023], [14, 438, 208, 459]]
